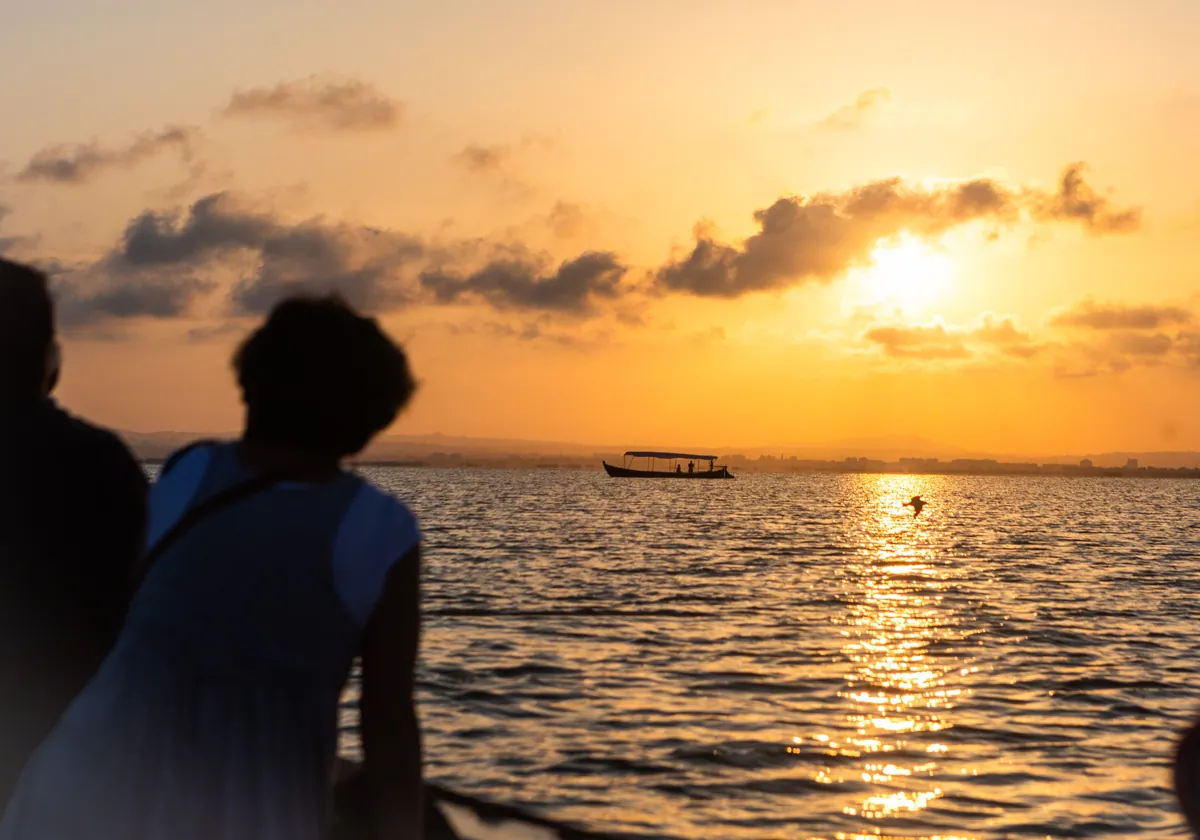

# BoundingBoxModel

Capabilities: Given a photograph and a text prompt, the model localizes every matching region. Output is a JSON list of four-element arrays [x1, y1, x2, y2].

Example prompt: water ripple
[[335, 469, 1199, 839]]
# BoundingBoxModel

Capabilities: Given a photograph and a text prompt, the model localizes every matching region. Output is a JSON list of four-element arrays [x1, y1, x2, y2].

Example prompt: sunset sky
[[2, 0, 1199, 454]]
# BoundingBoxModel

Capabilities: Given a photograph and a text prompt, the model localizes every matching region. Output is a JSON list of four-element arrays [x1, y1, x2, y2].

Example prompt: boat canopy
[[625, 451, 717, 461]]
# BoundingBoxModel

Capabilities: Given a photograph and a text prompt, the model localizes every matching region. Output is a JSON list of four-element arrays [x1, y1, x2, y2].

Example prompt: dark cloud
[[657, 164, 1137, 299], [222, 77, 401, 132], [230, 223, 423, 314], [818, 88, 892, 130], [452, 143, 510, 174], [1031, 163, 1142, 233], [51, 193, 232, 323], [50, 192, 424, 326], [1051, 301, 1192, 330], [25, 190, 626, 328], [17, 125, 199, 185], [657, 179, 1017, 298], [863, 324, 972, 360], [116, 192, 278, 267], [53, 269, 216, 328], [420, 251, 625, 315]]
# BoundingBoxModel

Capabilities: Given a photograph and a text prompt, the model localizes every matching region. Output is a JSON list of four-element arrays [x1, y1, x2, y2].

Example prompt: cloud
[[864, 324, 971, 360], [17, 126, 199, 185], [1052, 332, 1178, 378], [0, 204, 30, 255], [656, 179, 1018, 298], [116, 192, 278, 267], [1176, 332, 1200, 368], [545, 201, 588, 239], [419, 251, 626, 315], [50, 192, 424, 326], [1030, 163, 1142, 233], [656, 164, 1138, 299], [44, 192, 618, 327], [864, 315, 1041, 362], [482, 321, 582, 347], [450, 134, 555, 178], [1107, 331, 1174, 358], [818, 88, 892, 130], [230, 222, 423, 314], [222, 77, 401, 132], [185, 321, 249, 343], [1050, 300, 1192, 330], [54, 269, 216, 328], [13, 159, 1142, 332], [452, 143, 510, 174], [971, 315, 1042, 358]]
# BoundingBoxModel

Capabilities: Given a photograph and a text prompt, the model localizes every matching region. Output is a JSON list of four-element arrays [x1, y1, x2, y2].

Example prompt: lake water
[[331, 468, 1200, 840]]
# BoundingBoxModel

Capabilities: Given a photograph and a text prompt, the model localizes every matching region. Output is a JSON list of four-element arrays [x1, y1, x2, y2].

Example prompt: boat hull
[[603, 462, 734, 479]]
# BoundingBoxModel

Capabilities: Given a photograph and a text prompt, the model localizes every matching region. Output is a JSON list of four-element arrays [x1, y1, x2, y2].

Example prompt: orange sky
[[2, 0, 1199, 454]]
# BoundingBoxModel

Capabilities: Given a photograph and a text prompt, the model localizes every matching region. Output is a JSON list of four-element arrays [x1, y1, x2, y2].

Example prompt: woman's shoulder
[[341, 479, 420, 545], [331, 481, 420, 628]]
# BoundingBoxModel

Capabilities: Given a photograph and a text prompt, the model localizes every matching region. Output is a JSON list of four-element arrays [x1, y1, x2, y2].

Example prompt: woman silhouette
[[1, 296, 424, 840]]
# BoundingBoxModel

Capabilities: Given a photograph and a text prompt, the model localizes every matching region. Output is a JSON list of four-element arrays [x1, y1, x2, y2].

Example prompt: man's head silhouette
[[0, 259, 59, 401]]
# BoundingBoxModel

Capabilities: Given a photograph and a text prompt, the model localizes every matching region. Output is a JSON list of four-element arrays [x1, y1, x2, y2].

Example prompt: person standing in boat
[[1, 296, 424, 840], [0, 258, 148, 807], [688, 460, 695, 473]]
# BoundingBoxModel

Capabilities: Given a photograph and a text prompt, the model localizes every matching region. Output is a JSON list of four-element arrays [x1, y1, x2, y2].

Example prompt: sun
[[857, 237, 954, 314]]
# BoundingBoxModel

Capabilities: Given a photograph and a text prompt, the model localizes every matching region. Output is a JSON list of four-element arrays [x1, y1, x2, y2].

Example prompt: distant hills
[[118, 428, 1200, 470]]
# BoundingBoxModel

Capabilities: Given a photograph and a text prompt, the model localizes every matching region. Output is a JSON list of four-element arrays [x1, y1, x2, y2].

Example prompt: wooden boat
[[602, 451, 734, 479]]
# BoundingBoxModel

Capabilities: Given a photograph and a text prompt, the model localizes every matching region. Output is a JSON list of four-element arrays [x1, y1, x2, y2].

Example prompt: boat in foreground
[[603, 451, 734, 479]]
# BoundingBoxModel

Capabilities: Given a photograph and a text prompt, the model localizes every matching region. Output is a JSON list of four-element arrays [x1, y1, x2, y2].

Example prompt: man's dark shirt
[[0, 398, 148, 804]]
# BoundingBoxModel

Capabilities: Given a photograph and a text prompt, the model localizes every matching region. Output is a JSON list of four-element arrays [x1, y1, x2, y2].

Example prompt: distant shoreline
[[140, 458, 1200, 478]]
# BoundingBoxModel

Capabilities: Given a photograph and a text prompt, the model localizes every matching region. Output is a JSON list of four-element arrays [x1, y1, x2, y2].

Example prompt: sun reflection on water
[[809, 475, 979, 840]]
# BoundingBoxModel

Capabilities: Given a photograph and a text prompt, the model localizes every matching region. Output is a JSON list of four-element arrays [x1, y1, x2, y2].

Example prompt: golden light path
[[806, 475, 979, 840]]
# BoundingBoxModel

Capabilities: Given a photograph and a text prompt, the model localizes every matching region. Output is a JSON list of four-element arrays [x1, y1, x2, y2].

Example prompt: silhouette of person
[[0, 258, 148, 806], [0, 296, 425, 840], [675, 463, 681, 473], [688, 460, 695, 473]]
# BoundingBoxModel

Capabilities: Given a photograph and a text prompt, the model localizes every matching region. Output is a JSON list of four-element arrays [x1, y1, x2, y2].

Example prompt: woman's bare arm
[[360, 544, 423, 840]]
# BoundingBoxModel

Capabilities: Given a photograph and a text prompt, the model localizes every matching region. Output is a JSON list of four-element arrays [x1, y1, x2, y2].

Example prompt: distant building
[[1080, 458, 1094, 469], [1126, 458, 1139, 469], [949, 458, 999, 472]]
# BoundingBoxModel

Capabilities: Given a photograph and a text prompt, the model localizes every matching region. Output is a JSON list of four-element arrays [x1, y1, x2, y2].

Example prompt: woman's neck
[[236, 438, 341, 482]]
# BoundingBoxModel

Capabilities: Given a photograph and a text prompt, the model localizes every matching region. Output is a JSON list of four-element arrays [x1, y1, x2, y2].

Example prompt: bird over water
[[904, 495, 926, 517]]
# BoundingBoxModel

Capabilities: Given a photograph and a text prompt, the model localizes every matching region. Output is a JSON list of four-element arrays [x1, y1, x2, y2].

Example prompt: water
[[341, 469, 1200, 839]]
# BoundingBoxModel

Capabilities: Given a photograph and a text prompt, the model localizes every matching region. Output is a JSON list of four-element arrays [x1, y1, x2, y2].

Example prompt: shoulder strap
[[133, 471, 280, 587]]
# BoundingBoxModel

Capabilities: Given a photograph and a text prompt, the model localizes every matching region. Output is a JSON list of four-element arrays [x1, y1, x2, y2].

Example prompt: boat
[[602, 451, 734, 479]]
